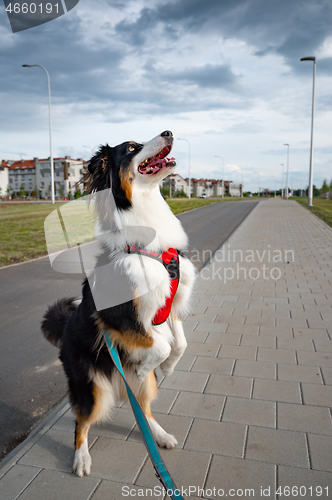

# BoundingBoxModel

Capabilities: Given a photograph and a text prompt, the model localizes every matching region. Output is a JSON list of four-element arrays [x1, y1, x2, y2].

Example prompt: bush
[[160, 185, 170, 197], [174, 190, 188, 198]]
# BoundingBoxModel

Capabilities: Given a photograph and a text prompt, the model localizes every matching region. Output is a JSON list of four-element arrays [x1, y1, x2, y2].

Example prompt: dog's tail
[[41, 298, 79, 348]]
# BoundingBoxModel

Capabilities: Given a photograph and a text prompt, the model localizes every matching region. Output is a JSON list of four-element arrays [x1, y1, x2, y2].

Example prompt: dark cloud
[[1, 0, 332, 136], [168, 64, 237, 89], [114, 0, 332, 73]]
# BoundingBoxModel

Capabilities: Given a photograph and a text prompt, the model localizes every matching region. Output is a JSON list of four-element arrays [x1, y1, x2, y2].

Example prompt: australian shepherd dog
[[41, 130, 195, 477]]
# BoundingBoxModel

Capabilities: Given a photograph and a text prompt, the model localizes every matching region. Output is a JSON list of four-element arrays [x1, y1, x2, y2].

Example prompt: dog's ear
[[88, 145, 114, 174], [85, 145, 115, 194]]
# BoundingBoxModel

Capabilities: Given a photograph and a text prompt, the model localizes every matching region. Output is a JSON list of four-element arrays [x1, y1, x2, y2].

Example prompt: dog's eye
[[128, 145, 135, 152]]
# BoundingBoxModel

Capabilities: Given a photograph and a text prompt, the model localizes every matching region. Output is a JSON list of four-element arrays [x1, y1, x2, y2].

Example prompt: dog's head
[[86, 131, 176, 210]]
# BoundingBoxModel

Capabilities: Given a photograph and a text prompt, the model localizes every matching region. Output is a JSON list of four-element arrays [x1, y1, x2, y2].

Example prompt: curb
[[0, 398, 69, 478]]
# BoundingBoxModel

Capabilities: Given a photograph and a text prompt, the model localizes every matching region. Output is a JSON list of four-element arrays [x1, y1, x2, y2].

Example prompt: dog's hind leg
[[72, 381, 113, 477], [137, 371, 177, 449], [73, 417, 92, 477]]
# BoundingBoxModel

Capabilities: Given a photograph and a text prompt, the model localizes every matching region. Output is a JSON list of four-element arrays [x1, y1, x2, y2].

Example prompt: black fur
[[41, 298, 77, 348]]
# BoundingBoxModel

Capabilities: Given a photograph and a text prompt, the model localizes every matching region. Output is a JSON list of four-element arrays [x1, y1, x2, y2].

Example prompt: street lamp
[[300, 56, 316, 207], [284, 144, 289, 200], [214, 155, 224, 198], [280, 164, 284, 198], [238, 166, 244, 197], [23, 64, 55, 203], [178, 138, 191, 199]]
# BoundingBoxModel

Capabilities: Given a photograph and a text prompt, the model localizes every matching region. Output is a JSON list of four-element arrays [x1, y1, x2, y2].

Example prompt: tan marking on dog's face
[[128, 141, 136, 152], [119, 165, 134, 205]]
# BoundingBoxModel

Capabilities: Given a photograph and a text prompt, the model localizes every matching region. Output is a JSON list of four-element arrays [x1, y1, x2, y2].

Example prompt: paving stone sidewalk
[[1, 199, 331, 500]]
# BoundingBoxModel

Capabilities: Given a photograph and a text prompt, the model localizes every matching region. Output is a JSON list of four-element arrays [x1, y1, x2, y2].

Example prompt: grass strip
[[0, 197, 246, 267], [295, 197, 332, 228]]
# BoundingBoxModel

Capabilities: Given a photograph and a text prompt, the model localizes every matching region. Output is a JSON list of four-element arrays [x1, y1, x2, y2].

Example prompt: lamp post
[[300, 56, 316, 207], [241, 169, 243, 197], [238, 166, 243, 197], [284, 144, 289, 200], [214, 155, 224, 198], [23, 64, 54, 203], [178, 138, 191, 199], [275, 176, 277, 197], [280, 164, 284, 198]]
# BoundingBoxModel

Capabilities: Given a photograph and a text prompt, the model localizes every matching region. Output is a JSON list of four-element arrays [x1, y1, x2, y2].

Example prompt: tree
[[18, 185, 25, 198], [313, 185, 320, 197], [160, 185, 170, 197], [321, 179, 329, 193]]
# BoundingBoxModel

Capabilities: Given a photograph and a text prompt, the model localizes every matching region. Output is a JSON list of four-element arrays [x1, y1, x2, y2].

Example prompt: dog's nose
[[161, 130, 173, 138]]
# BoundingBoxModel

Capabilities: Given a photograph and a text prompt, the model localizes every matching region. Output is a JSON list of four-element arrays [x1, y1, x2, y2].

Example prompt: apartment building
[[225, 181, 243, 197], [8, 159, 37, 196], [162, 173, 188, 196], [36, 157, 84, 199], [161, 175, 240, 197], [8, 157, 85, 198]]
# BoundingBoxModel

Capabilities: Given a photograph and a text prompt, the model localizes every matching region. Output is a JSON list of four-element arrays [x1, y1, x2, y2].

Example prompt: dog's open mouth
[[138, 145, 176, 175]]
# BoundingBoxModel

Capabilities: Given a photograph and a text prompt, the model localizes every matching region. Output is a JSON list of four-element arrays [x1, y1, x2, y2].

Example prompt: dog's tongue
[[149, 157, 176, 172]]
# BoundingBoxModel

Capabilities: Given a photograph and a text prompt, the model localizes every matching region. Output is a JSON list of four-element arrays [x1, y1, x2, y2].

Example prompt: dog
[[41, 130, 195, 477]]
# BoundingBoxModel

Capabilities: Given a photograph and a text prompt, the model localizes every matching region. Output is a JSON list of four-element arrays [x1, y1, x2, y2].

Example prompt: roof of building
[[8, 157, 86, 171], [163, 176, 238, 185], [37, 157, 84, 163], [9, 160, 36, 171], [165, 173, 186, 181]]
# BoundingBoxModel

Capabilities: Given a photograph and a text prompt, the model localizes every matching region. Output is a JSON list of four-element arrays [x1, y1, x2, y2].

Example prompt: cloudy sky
[[1, 0, 332, 192]]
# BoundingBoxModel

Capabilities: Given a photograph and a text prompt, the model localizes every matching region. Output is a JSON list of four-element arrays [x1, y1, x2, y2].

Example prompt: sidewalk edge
[[295, 200, 332, 233], [0, 397, 69, 478]]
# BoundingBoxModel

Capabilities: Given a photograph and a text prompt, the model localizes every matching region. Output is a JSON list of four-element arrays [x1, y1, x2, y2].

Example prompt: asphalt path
[[0, 200, 258, 460]]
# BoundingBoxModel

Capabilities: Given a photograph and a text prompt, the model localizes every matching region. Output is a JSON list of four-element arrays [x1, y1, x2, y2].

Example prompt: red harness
[[125, 244, 180, 325]]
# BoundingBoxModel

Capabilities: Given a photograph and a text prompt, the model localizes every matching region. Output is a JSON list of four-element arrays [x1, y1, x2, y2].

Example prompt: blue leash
[[103, 332, 184, 500]]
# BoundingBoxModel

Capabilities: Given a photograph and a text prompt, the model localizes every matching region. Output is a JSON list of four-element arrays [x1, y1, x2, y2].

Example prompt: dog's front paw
[[156, 431, 178, 450], [73, 446, 92, 477], [135, 365, 150, 382], [160, 360, 176, 378]]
